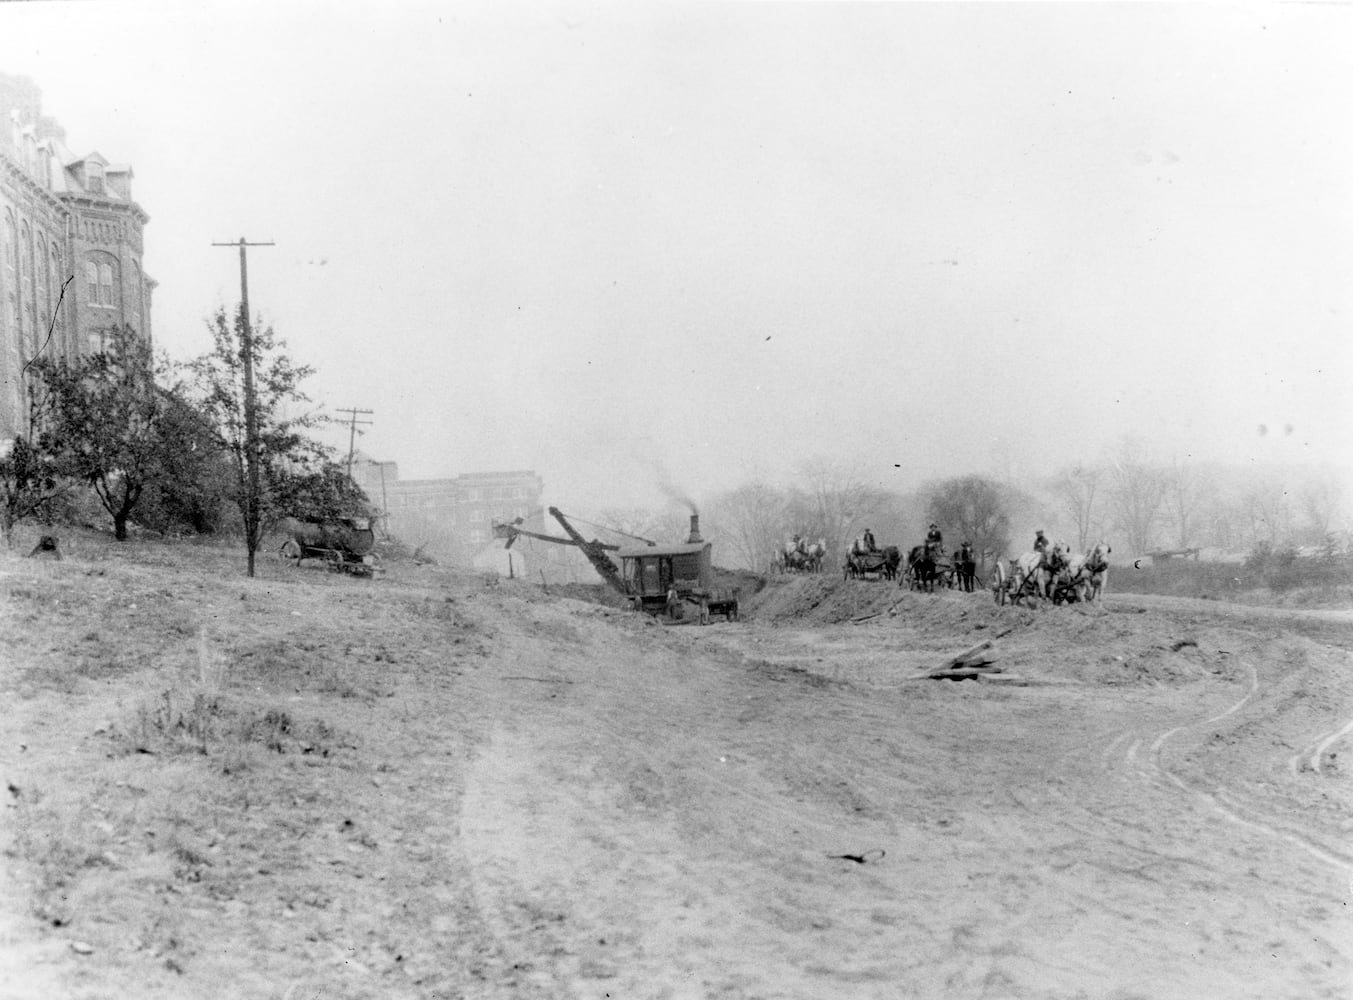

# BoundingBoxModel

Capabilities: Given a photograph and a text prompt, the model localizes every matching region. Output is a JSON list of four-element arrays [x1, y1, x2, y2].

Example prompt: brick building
[[349, 456, 544, 562], [0, 73, 154, 440]]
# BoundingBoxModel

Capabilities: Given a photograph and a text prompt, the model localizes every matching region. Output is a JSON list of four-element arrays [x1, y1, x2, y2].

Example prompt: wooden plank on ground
[[928, 666, 1004, 681], [931, 640, 993, 673]]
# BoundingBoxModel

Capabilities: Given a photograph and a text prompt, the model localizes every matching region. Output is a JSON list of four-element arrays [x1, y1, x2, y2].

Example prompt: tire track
[[1289, 715, 1353, 776]]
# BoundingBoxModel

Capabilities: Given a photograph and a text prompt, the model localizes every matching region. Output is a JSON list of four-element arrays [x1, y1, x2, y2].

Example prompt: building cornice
[[58, 192, 150, 226], [0, 153, 70, 217]]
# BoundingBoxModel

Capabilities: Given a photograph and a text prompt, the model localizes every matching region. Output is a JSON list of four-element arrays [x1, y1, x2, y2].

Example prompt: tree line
[[1, 308, 371, 576], [696, 447, 1347, 573]]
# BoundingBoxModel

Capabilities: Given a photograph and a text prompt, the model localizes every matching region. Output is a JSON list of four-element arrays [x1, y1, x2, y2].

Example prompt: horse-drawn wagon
[[845, 547, 900, 581], [279, 517, 382, 577]]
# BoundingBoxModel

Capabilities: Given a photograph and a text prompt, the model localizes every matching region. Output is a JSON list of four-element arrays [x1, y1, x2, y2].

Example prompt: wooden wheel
[[279, 539, 302, 566]]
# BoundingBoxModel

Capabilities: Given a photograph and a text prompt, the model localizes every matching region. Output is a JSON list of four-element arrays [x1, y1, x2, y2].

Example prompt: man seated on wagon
[[925, 523, 944, 554], [1033, 530, 1049, 555], [862, 528, 877, 552]]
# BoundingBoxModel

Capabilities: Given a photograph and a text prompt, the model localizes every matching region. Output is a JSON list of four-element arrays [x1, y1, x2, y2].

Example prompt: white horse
[[1083, 541, 1112, 602], [805, 538, 827, 573]]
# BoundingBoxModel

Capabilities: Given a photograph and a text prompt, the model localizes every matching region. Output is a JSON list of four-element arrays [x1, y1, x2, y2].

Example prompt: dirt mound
[[742, 574, 901, 623]]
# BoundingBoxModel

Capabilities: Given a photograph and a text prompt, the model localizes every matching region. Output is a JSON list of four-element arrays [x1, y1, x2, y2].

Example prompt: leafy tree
[[31, 325, 172, 541], [923, 475, 1010, 568], [185, 307, 328, 576], [134, 393, 237, 536], [280, 461, 374, 523], [0, 430, 68, 549]]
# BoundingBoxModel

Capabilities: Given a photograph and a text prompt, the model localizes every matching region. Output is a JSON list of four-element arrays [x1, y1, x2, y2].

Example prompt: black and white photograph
[[1, 2, 1350, 998]]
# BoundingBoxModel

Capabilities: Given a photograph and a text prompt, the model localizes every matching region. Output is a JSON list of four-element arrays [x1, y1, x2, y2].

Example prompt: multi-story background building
[[349, 456, 544, 564], [0, 73, 154, 440]]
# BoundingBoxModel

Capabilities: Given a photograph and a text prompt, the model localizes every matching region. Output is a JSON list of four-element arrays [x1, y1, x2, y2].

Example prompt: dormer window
[[85, 159, 104, 195]]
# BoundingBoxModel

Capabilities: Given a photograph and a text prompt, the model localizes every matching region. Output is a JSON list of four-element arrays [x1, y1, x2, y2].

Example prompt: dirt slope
[[2, 541, 1351, 999]]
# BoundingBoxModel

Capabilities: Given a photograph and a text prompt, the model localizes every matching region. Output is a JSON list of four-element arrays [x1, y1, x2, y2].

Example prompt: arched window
[[0, 212, 11, 328], [23, 302, 35, 357], [132, 259, 143, 333], [37, 241, 49, 343], [21, 223, 34, 322], [3, 212, 15, 280], [49, 244, 65, 353], [86, 261, 99, 305], [99, 263, 114, 306]]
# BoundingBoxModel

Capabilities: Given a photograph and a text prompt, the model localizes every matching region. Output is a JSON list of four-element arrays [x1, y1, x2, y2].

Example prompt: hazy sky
[[1, 2, 1349, 513]]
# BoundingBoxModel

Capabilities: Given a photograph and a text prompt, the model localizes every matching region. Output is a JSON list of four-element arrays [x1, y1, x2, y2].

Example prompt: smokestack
[[687, 514, 703, 544]]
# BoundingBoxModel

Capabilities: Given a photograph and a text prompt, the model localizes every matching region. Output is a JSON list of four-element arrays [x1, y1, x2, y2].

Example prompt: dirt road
[[2, 548, 1351, 999], [450, 585, 1353, 999]]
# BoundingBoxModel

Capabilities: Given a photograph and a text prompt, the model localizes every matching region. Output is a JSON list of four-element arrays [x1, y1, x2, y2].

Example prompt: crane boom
[[489, 509, 626, 594], [549, 507, 626, 592]]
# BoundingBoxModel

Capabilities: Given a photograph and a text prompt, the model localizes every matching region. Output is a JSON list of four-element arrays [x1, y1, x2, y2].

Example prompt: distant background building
[[0, 72, 155, 440], [349, 455, 544, 564]]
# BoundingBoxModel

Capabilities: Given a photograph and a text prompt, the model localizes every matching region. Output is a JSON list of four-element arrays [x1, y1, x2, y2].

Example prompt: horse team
[[776, 531, 1113, 606], [992, 540, 1113, 606]]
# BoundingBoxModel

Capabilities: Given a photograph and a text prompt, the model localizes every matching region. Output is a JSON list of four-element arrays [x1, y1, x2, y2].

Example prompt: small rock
[[70, 941, 94, 955]]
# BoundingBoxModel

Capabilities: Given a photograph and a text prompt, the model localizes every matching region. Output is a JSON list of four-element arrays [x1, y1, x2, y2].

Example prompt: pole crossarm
[[336, 407, 375, 477]]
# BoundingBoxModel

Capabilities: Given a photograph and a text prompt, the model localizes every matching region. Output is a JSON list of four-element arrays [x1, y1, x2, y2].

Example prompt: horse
[[879, 545, 901, 581], [1009, 551, 1049, 604], [1083, 541, 1112, 602], [805, 538, 827, 573], [905, 541, 942, 592], [779, 538, 814, 574], [1050, 553, 1089, 604], [953, 543, 977, 592], [845, 545, 898, 581]]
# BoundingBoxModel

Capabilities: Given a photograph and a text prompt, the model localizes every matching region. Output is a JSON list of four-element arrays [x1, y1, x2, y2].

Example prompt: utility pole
[[212, 237, 274, 577], [336, 407, 374, 479]]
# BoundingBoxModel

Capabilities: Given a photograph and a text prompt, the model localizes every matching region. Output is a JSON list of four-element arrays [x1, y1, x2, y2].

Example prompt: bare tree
[[1241, 478, 1294, 547], [1051, 463, 1101, 551], [794, 458, 888, 561], [1105, 438, 1167, 556], [1162, 458, 1212, 550], [923, 475, 1010, 568], [595, 507, 689, 546], [1298, 469, 1345, 543], [707, 483, 789, 572]]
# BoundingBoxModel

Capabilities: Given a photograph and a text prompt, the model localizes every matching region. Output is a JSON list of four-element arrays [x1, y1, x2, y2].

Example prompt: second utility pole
[[337, 406, 374, 479]]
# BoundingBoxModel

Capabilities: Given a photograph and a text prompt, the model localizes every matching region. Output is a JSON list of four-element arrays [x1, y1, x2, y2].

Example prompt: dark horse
[[905, 541, 942, 592], [954, 542, 977, 592]]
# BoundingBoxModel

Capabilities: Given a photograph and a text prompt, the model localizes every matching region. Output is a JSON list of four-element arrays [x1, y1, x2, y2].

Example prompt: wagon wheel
[[279, 539, 302, 567]]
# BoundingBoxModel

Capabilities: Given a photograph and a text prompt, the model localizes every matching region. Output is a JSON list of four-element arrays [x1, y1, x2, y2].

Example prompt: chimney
[[687, 514, 703, 543]]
